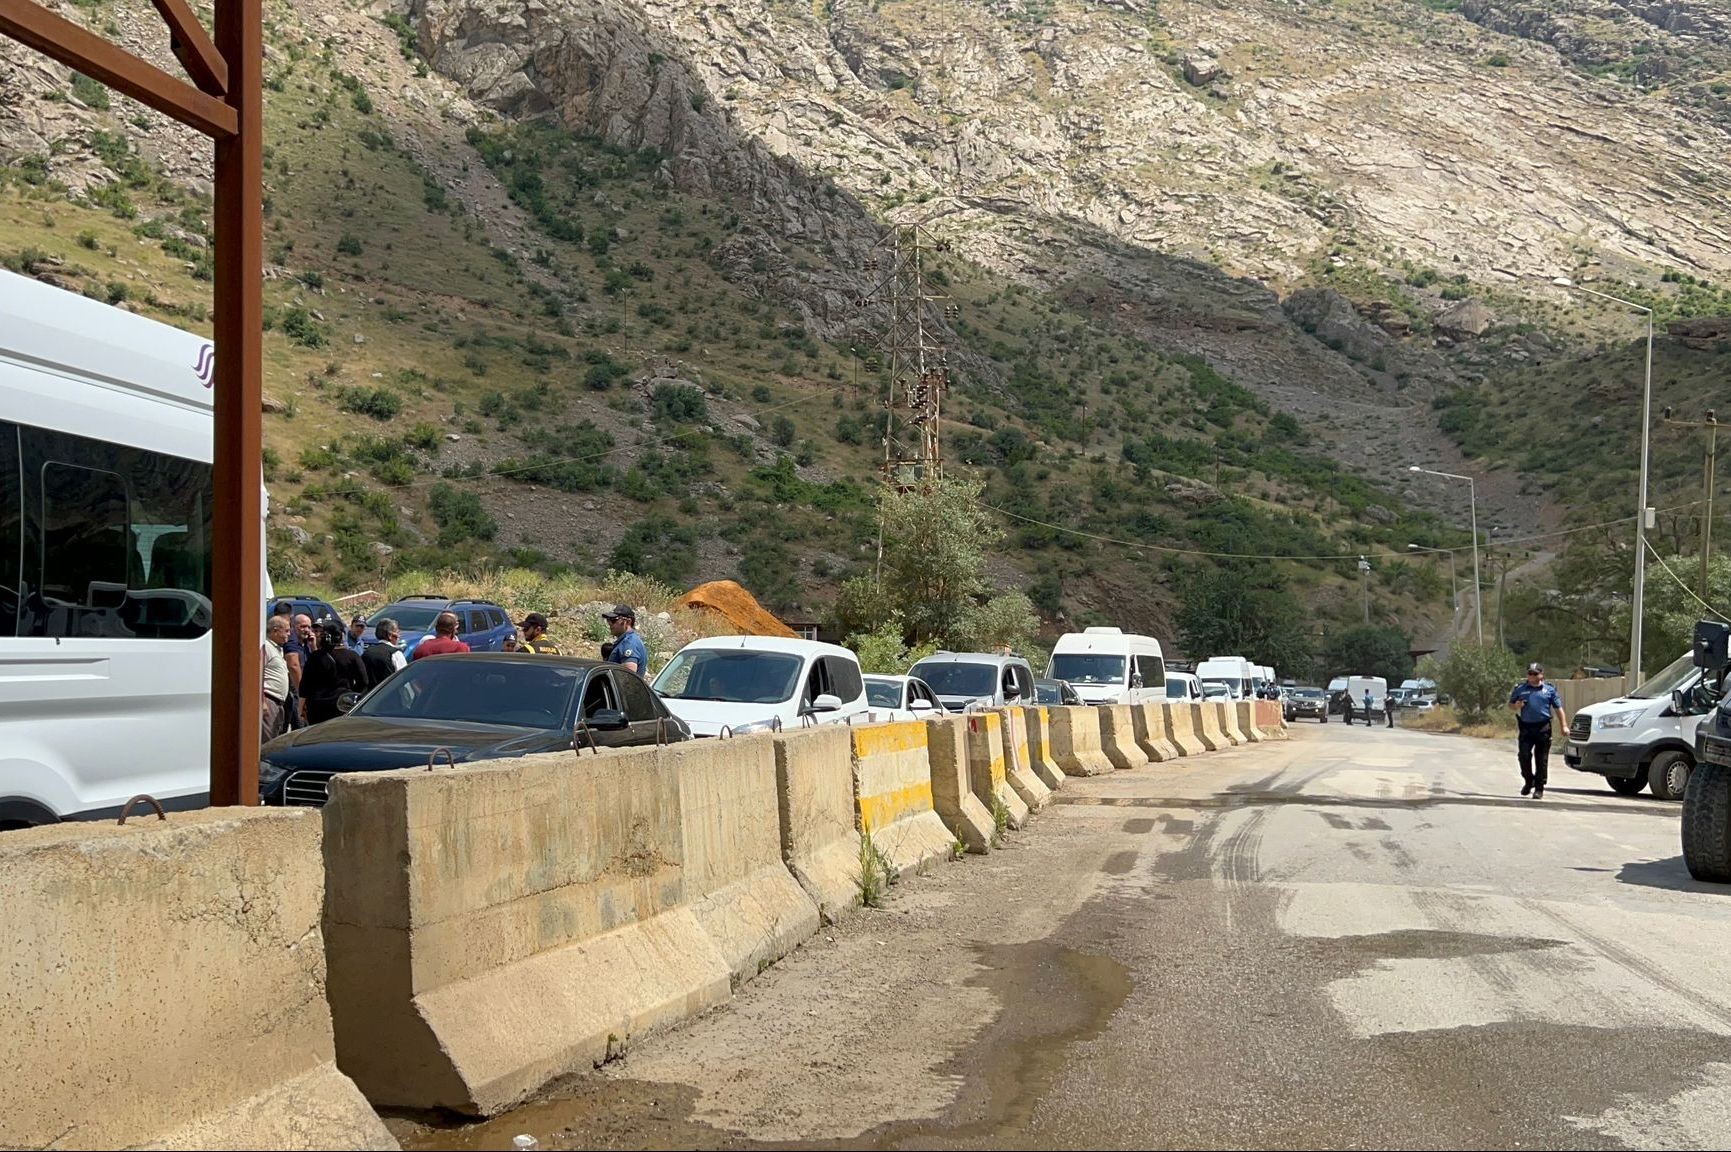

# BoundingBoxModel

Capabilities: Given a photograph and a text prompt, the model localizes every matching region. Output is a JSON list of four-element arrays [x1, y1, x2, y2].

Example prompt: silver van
[[908, 651, 1039, 713]]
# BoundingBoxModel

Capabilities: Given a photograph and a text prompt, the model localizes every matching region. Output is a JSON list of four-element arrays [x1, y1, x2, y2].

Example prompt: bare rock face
[[1435, 301, 1496, 341], [1283, 288, 1394, 366], [1667, 314, 1731, 348], [1182, 53, 1222, 86]]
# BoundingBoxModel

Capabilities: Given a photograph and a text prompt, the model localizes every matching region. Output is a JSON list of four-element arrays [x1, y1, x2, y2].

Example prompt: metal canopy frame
[[0, 0, 264, 806]]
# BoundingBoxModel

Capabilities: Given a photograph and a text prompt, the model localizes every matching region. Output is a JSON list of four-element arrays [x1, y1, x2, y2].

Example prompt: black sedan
[[1034, 678, 1085, 707], [260, 653, 690, 806]]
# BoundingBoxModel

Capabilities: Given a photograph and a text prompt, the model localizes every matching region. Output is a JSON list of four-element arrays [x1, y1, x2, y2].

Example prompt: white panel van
[[1045, 627, 1167, 705]]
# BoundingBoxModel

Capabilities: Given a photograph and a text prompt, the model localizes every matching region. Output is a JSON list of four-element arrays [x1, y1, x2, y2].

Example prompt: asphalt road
[[404, 722, 1731, 1151]]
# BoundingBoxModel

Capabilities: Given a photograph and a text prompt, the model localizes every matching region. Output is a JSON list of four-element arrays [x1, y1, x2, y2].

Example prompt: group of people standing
[[260, 600, 650, 743]]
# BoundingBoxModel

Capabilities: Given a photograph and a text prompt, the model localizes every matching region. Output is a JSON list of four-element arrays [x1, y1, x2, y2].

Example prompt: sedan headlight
[[258, 760, 288, 794], [730, 717, 782, 735], [1597, 708, 1646, 730]]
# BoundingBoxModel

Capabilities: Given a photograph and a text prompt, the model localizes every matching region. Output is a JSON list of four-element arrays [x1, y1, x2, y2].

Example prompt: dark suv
[[365, 596, 516, 657], [267, 595, 342, 628]]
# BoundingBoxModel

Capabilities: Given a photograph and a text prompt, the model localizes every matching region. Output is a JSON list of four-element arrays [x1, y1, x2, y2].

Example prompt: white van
[[1045, 627, 1167, 705], [653, 635, 870, 736], [0, 270, 271, 827], [1565, 651, 1715, 800], [1345, 676, 1388, 719], [1197, 656, 1256, 700]]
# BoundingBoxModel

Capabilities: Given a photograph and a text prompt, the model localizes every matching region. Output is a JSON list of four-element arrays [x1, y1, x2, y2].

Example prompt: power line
[[1644, 539, 1730, 621]]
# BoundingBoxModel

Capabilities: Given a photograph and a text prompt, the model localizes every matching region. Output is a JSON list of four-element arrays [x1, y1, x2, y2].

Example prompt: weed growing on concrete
[[857, 829, 886, 907], [951, 836, 967, 860], [991, 794, 1010, 847]]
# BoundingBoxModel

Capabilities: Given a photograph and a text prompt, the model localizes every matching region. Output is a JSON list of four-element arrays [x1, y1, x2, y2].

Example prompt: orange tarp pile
[[682, 580, 797, 638]]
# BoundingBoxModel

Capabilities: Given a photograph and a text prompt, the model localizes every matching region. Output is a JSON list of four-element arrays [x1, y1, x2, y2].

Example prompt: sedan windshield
[[1291, 688, 1326, 700], [911, 661, 997, 698], [654, 649, 805, 704], [356, 658, 582, 729], [1049, 654, 1126, 686], [865, 679, 903, 709], [370, 604, 444, 632]]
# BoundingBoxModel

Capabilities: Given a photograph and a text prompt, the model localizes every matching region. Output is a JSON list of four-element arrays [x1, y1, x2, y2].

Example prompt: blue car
[[364, 595, 516, 657]]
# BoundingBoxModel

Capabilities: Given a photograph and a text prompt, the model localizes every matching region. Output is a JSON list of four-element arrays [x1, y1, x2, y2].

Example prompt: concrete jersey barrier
[[1164, 702, 1209, 756], [1234, 700, 1264, 743], [1, 809, 394, 1151], [676, 736, 822, 984], [1133, 701, 1181, 761], [964, 710, 1032, 829], [1216, 701, 1246, 745], [773, 727, 864, 920], [1194, 701, 1227, 751], [1254, 698, 1289, 739], [1099, 704, 1147, 770], [998, 706, 1053, 811], [851, 721, 960, 874], [1021, 706, 1068, 789], [1047, 705, 1117, 775], [925, 716, 997, 852], [322, 748, 737, 1115]]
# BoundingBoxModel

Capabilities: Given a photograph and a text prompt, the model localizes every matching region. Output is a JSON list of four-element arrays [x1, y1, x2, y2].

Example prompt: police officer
[[603, 604, 647, 675], [518, 612, 560, 654], [1509, 662, 1568, 799]]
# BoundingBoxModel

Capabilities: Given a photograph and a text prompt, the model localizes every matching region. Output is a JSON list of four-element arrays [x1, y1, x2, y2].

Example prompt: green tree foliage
[[1615, 553, 1731, 678], [879, 475, 1001, 643], [1439, 643, 1522, 722], [652, 383, 708, 423], [427, 482, 496, 546], [1176, 562, 1315, 677], [609, 515, 696, 587], [847, 620, 940, 675], [953, 591, 1040, 655], [1321, 625, 1414, 686]]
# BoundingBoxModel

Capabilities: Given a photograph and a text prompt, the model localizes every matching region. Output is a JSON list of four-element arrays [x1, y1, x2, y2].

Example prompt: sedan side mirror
[[910, 697, 935, 713], [808, 693, 843, 714], [587, 707, 630, 731], [336, 691, 361, 715]]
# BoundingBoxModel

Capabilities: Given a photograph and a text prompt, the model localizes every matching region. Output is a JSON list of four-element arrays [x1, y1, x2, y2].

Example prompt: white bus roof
[[1051, 630, 1163, 653]]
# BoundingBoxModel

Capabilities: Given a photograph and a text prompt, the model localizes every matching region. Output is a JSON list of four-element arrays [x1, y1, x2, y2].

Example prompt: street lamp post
[[1409, 466, 1484, 645], [1553, 275, 1655, 684], [1407, 543, 1459, 615]]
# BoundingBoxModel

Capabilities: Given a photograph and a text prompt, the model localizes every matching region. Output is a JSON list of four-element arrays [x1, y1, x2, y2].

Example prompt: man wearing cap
[[345, 614, 370, 656], [519, 613, 560, 655], [1509, 662, 1567, 799], [604, 604, 647, 676]]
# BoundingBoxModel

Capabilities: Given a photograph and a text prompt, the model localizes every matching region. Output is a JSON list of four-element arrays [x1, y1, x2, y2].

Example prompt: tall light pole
[[1662, 406, 1718, 599], [1553, 275, 1654, 684], [1409, 466, 1484, 644], [1358, 555, 1371, 624], [1407, 543, 1459, 616]]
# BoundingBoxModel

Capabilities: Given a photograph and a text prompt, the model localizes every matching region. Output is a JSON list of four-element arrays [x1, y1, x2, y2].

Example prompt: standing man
[[346, 613, 370, 656], [1386, 691, 1397, 728], [283, 612, 312, 729], [362, 617, 408, 687], [412, 611, 471, 660], [1509, 662, 1567, 799], [604, 604, 647, 676], [518, 613, 561, 654], [261, 615, 292, 744], [1362, 688, 1374, 731]]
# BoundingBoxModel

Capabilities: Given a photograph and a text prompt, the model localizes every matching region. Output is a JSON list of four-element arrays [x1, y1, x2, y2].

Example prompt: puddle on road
[[394, 943, 1132, 1152]]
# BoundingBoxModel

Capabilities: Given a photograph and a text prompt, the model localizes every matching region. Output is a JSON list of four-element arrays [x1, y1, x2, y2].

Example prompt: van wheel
[[1683, 762, 1731, 882], [1649, 751, 1692, 802], [1608, 772, 1648, 796]]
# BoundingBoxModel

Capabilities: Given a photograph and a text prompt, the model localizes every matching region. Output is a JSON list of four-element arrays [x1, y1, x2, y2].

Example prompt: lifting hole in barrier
[[426, 747, 457, 772], [116, 794, 166, 825]]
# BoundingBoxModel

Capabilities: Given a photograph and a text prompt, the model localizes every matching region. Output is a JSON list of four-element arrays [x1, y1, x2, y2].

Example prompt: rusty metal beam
[[0, 0, 236, 137], [151, 0, 228, 96], [208, 0, 263, 806]]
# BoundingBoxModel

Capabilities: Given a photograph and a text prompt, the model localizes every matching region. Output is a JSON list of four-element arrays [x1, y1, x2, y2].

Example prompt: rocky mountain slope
[[2, 0, 1729, 653]]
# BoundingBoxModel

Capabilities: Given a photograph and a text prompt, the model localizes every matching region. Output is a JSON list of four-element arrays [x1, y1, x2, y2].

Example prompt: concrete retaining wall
[[1099, 704, 1146, 770], [1216, 701, 1246, 745], [322, 749, 735, 1115], [773, 727, 863, 921], [1, 809, 394, 1150], [851, 722, 959, 874], [1194, 701, 1227, 751], [678, 736, 822, 983], [1048, 706, 1117, 775], [1165, 702, 1208, 756], [924, 715, 995, 853], [999, 707, 1053, 811], [1234, 701, 1264, 743], [964, 711, 1031, 829], [1253, 699, 1289, 739], [1133, 702, 1181, 762], [1022, 707, 1068, 789]]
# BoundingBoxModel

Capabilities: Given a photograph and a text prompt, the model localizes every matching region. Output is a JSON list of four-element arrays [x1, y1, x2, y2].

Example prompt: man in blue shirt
[[345, 614, 369, 657], [603, 604, 648, 676], [1509, 662, 1568, 799]]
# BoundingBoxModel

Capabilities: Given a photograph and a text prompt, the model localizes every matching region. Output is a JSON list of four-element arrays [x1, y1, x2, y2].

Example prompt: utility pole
[[856, 222, 955, 489], [1663, 407, 1719, 599], [1495, 553, 1510, 648], [1359, 555, 1371, 624]]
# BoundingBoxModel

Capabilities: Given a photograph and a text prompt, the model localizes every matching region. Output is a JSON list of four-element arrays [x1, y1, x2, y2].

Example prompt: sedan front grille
[[1569, 714, 1592, 742], [282, 770, 335, 808]]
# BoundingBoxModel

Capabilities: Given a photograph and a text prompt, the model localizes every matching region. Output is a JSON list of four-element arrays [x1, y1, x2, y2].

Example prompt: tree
[[1321, 625, 1413, 686], [1176, 562, 1314, 677], [1440, 643, 1522, 722], [877, 475, 1000, 642], [954, 591, 1040, 655], [1613, 553, 1731, 678], [847, 619, 939, 674]]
